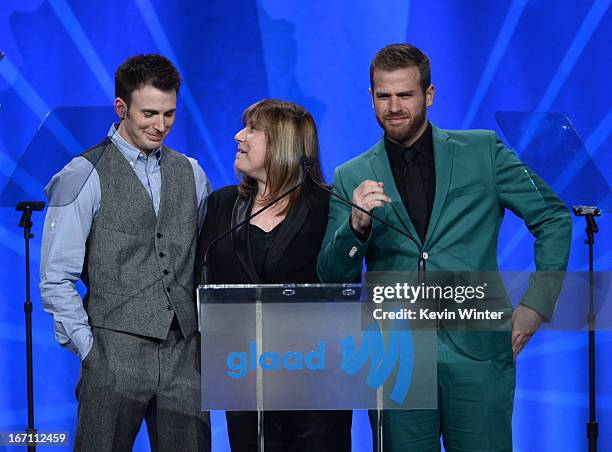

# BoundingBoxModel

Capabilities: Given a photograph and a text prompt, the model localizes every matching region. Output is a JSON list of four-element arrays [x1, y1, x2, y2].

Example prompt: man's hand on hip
[[350, 180, 391, 234], [512, 304, 542, 359]]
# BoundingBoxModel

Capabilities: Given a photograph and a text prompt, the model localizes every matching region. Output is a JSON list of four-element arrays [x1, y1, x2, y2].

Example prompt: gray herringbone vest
[[81, 139, 198, 339]]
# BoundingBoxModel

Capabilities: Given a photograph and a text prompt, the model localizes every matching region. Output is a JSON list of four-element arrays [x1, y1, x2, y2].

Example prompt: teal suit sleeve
[[491, 131, 572, 320], [317, 166, 371, 283]]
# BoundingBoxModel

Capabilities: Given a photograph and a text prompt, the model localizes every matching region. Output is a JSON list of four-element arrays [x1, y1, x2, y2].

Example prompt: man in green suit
[[317, 44, 571, 451]]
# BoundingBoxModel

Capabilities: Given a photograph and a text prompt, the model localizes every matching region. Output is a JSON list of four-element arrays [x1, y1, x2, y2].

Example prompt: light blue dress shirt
[[39, 124, 211, 360]]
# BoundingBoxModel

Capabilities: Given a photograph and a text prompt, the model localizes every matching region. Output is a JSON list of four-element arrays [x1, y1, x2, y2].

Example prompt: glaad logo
[[226, 340, 325, 379], [339, 325, 414, 404], [224, 326, 414, 404]]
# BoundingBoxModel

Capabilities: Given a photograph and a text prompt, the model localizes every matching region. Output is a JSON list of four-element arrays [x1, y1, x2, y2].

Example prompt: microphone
[[199, 174, 308, 285], [16, 201, 46, 212], [16, 202, 46, 238], [299, 157, 426, 279]]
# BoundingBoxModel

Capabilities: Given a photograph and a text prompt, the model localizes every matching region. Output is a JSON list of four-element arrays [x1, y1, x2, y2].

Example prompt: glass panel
[[0, 106, 115, 207], [495, 111, 610, 211]]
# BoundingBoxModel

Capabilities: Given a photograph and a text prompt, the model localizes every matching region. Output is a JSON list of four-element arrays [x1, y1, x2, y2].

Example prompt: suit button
[[166, 304, 172, 310], [163, 269, 169, 275], [422, 252, 429, 260], [157, 233, 163, 239], [159, 252, 166, 258], [166, 287, 172, 293]]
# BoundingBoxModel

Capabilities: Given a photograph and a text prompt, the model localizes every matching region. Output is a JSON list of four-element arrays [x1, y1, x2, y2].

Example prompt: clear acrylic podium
[[197, 283, 437, 451], [197, 283, 437, 411]]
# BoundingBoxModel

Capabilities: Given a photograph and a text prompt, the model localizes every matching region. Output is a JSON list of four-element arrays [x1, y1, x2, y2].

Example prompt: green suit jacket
[[317, 124, 572, 359]]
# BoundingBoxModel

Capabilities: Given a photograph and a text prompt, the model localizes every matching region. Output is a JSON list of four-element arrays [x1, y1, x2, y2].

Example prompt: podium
[[197, 283, 437, 449]]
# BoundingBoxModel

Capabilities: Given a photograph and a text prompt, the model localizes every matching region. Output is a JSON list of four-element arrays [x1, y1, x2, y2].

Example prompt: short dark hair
[[115, 54, 181, 105], [370, 44, 431, 93]]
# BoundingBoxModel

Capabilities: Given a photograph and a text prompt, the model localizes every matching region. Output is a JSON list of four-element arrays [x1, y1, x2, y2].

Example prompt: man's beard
[[377, 105, 427, 146]]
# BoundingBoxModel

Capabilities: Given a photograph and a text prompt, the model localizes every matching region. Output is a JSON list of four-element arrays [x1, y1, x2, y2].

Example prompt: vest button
[[166, 287, 172, 293], [157, 233, 163, 239], [159, 252, 166, 258], [163, 269, 169, 275], [166, 304, 172, 310]]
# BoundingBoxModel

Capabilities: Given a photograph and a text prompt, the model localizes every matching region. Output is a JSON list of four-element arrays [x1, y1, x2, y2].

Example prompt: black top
[[196, 184, 330, 285], [385, 122, 436, 243], [249, 223, 283, 283]]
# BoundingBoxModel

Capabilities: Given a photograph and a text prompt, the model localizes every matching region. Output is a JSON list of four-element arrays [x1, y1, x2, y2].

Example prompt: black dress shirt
[[385, 122, 436, 243]]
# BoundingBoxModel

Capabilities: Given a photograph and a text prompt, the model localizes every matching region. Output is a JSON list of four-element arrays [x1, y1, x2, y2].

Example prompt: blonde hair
[[237, 99, 324, 212]]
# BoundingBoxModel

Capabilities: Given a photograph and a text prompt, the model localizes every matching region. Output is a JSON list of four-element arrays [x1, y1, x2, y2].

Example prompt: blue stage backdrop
[[1, 1, 610, 450]]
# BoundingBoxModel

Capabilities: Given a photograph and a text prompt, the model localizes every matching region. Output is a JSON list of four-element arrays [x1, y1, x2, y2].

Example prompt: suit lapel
[[231, 195, 262, 283], [369, 139, 420, 241], [424, 125, 454, 247]]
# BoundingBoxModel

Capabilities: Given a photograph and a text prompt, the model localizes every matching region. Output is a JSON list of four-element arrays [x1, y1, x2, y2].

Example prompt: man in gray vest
[[40, 54, 211, 451]]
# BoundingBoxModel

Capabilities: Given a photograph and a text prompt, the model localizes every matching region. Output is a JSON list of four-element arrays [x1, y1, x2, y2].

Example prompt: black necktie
[[403, 148, 428, 243]]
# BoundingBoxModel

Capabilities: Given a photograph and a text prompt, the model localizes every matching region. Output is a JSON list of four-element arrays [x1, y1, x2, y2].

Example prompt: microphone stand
[[301, 157, 425, 452], [572, 206, 601, 452], [16, 200, 46, 452]]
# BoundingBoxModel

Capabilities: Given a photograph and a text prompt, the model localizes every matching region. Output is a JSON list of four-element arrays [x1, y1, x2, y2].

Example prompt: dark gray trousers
[[74, 326, 210, 452]]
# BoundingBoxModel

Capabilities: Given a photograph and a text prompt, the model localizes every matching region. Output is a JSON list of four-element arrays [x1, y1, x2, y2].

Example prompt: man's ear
[[425, 84, 435, 107], [114, 97, 127, 120]]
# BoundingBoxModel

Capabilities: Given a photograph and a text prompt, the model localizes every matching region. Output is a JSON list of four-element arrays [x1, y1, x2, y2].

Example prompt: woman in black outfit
[[196, 99, 351, 451]]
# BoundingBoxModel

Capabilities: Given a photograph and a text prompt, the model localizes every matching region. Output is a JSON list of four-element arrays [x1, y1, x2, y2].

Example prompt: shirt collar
[[385, 121, 434, 167], [107, 123, 163, 165]]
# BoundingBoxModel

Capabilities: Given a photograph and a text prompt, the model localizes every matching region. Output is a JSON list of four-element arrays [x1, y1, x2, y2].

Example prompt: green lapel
[[368, 139, 420, 242], [424, 125, 454, 247]]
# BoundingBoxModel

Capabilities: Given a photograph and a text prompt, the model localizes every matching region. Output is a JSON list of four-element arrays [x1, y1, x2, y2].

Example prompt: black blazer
[[196, 184, 330, 285]]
